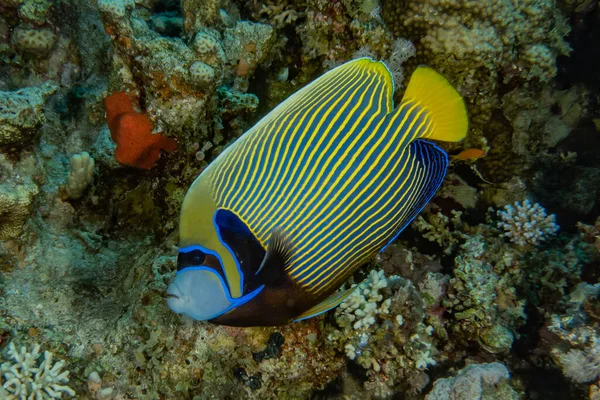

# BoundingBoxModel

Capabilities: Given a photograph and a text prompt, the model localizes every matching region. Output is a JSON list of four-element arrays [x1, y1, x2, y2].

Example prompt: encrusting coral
[[381, 0, 571, 126], [0, 179, 39, 241], [0, 341, 76, 399], [0, 83, 57, 147], [11, 25, 57, 55]]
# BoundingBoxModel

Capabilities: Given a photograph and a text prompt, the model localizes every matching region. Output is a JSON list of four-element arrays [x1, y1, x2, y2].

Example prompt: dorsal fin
[[401, 66, 468, 142]]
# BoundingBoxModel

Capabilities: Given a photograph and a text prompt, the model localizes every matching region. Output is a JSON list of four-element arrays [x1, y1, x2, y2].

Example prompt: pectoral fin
[[293, 284, 360, 322]]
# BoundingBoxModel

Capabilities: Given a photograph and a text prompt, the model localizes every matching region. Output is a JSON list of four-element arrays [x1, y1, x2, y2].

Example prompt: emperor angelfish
[[167, 58, 468, 326]]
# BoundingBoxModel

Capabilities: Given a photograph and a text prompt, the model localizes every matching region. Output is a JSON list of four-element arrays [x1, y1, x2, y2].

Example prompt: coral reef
[[413, 209, 468, 255], [0, 341, 75, 399], [550, 283, 600, 383], [443, 235, 525, 352], [381, 0, 571, 126], [11, 25, 57, 55], [0, 177, 38, 241], [327, 268, 440, 396], [0, 0, 597, 398]]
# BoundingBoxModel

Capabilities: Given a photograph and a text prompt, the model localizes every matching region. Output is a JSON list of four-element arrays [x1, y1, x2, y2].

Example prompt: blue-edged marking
[[177, 265, 265, 320], [178, 210, 248, 297], [213, 209, 248, 295]]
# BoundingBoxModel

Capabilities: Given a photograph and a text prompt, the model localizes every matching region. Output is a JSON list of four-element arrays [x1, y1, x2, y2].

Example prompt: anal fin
[[293, 285, 359, 322]]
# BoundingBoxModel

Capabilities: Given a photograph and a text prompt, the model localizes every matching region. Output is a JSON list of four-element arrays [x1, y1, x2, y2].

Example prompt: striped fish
[[167, 58, 468, 326]]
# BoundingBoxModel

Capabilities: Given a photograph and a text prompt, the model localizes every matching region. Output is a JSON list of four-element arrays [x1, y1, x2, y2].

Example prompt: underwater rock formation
[[0, 83, 57, 147], [426, 362, 519, 400]]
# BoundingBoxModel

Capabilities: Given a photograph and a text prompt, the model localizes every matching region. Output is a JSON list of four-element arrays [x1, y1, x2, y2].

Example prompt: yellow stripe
[[286, 128, 416, 280], [228, 121, 273, 210], [314, 156, 431, 293], [286, 102, 426, 275], [269, 68, 385, 235], [247, 66, 367, 242], [298, 160, 422, 288], [209, 63, 358, 217], [252, 64, 367, 234], [303, 117, 433, 290], [241, 65, 372, 223], [305, 162, 427, 291], [234, 66, 360, 216]]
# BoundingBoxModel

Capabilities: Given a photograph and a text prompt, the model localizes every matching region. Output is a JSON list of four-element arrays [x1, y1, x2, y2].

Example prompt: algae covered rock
[[222, 21, 275, 78], [426, 362, 519, 400], [11, 25, 57, 55], [0, 82, 57, 147]]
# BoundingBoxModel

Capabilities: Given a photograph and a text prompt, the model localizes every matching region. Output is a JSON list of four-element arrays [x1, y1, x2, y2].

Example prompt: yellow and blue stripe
[[194, 58, 466, 298]]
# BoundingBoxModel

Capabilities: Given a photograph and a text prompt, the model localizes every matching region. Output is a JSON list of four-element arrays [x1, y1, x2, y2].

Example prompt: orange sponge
[[104, 92, 177, 169]]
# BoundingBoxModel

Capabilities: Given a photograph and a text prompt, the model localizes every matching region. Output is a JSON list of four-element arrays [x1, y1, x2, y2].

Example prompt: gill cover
[[167, 266, 233, 320], [166, 245, 264, 321]]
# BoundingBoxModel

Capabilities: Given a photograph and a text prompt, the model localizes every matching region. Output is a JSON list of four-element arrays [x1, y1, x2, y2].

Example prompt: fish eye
[[177, 249, 207, 271]]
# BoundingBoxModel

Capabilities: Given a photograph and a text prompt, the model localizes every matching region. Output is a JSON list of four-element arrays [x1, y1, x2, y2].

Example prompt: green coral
[[0, 179, 39, 240], [0, 83, 57, 147], [18, 0, 53, 25], [443, 236, 525, 352]]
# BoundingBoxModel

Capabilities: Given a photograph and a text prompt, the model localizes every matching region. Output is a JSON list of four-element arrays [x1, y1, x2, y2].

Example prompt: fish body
[[451, 148, 486, 163], [167, 58, 468, 326], [104, 91, 177, 169]]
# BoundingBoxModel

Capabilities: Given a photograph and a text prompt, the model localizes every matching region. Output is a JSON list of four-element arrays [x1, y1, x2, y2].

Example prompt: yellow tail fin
[[402, 66, 468, 142]]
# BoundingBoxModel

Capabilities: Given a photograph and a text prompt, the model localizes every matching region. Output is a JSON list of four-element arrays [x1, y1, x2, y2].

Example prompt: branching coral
[[413, 210, 468, 255], [496, 200, 559, 247], [550, 283, 600, 383], [559, 339, 600, 383], [443, 236, 525, 352], [0, 342, 75, 399], [335, 269, 393, 332], [328, 269, 440, 395]]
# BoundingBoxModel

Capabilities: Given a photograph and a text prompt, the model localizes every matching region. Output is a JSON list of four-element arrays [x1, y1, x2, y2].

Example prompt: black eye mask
[[213, 208, 266, 292]]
